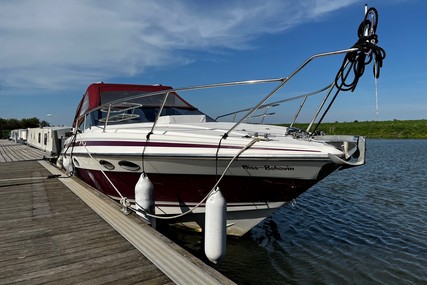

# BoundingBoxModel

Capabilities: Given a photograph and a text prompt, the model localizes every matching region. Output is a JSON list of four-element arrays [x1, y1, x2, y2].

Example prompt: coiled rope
[[312, 6, 386, 133], [335, 7, 386, 92]]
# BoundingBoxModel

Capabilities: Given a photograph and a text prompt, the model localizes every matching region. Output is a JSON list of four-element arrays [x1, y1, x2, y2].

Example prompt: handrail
[[215, 84, 332, 121], [85, 47, 360, 137], [100, 102, 142, 113], [222, 48, 359, 138], [97, 77, 288, 111], [103, 104, 112, 133], [147, 91, 171, 138], [308, 59, 351, 133]]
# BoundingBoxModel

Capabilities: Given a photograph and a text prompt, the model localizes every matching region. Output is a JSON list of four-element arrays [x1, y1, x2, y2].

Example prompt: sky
[[0, 0, 426, 126]]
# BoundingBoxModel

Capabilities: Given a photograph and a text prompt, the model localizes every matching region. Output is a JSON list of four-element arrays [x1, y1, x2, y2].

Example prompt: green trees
[[286, 120, 427, 139], [0, 117, 49, 139]]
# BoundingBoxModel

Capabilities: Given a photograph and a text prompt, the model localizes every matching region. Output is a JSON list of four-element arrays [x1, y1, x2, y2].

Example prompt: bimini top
[[72, 82, 208, 127]]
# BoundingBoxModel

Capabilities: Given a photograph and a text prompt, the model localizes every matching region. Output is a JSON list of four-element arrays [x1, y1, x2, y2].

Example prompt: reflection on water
[[160, 140, 427, 285]]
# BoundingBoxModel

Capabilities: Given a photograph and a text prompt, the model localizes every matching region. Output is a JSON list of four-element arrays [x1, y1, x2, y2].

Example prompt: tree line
[[289, 119, 427, 139], [0, 117, 50, 139]]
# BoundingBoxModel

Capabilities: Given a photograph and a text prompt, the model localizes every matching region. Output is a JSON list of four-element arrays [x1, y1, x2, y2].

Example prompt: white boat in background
[[9, 129, 27, 143], [27, 127, 72, 156], [60, 6, 385, 236]]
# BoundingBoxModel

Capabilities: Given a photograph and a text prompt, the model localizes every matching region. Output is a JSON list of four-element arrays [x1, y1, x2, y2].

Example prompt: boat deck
[[0, 140, 233, 285]]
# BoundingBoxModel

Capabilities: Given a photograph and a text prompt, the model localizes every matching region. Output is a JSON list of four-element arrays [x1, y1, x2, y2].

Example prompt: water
[[161, 140, 427, 284]]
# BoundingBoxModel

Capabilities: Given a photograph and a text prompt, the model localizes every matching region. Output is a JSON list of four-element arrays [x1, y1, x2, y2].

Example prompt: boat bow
[[320, 135, 366, 169]]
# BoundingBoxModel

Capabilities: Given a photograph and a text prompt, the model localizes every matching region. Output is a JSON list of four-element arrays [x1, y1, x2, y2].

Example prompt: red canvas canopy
[[73, 82, 173, 126]]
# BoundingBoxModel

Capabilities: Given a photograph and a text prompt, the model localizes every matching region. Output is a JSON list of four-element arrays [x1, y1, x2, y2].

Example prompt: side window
[[78, 92, 90, 117], [77, 118, 85, 132], [85, 113, 91, 129]]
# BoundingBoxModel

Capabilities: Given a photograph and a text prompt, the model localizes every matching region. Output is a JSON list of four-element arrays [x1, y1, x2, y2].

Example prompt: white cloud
[[0, 0, 358, 91]]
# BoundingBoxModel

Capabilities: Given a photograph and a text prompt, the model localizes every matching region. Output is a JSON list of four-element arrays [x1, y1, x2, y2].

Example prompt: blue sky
[[0, 0, 425, 126]]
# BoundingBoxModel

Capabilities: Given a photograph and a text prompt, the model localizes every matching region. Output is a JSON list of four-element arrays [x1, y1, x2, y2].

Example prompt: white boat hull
[[63, 122, 352, 236]]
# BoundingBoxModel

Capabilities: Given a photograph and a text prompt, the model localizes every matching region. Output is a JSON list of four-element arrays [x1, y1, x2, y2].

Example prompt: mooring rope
[[79, 134, 260, 219], [312, 6, 386, 134], [133, 137, 261, 220], [334, 7, 386, 92], [81, 141, 132, 211]]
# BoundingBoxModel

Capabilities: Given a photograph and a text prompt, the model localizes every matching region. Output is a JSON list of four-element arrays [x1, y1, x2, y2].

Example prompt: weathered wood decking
[[0, 140, 234, 285], [0, 139, 47, 162], [0, 160, 175, 284]]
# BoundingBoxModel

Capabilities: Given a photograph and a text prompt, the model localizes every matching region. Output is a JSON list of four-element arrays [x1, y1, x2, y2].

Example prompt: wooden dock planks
[[0, 160, 174, 284], [0, 139, 47, 162], [0, 158, 234, 285], [40, 160, 233, 285]]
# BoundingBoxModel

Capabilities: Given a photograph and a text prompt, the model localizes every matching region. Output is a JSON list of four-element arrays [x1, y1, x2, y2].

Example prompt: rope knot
[[120, 197, 131, 215]]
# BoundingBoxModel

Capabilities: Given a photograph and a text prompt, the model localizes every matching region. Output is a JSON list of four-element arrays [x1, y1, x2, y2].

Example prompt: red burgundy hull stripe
[[73, 140, 321, 153]]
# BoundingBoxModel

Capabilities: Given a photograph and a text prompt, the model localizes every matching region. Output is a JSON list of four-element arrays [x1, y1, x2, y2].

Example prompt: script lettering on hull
[[242, 165, 295, 171]]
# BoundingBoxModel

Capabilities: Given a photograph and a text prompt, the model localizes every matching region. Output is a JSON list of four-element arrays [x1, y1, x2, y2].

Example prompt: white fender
[[204, 187, 227, 263], [135, 172, 155, 227], [56, 155, 64, 169], [62, 156, 74, 175]]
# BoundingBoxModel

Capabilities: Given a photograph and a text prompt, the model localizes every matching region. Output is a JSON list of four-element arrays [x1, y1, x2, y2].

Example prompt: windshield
[[83, 91, 214, 127], [100, 90, 191, 108]]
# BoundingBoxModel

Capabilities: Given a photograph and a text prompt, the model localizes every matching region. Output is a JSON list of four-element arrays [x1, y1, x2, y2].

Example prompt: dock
[[0, 140, 234, 285], [0, 139, 47, 162]]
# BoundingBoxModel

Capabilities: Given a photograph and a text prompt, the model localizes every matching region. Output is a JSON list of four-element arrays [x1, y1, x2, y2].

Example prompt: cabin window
[[38, 133, 41, 144], [118, 160, 140, 171], [99, 160, 115, 170], [44, 133, 48, 145]]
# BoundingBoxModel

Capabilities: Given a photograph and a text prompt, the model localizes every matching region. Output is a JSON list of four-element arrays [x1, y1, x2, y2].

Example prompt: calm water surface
[[162, 139, 427, 284]]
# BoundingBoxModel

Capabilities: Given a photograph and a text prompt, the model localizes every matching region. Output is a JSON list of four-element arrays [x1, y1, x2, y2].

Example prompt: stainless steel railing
[[83, 47, 360, 136]]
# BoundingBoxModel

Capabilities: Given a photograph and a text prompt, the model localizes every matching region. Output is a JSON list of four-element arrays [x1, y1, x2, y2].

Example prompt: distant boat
[[60, 6, 384, 236], [9, 129, 27, 143], [27, 127, 72, 156]]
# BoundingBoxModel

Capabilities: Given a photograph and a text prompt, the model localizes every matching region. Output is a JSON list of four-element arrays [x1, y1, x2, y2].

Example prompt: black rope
[[141, 131, 153, 173], [215, 135, 226, 181], [312, 7, 386, 134], [335, 7, 386, 92]]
